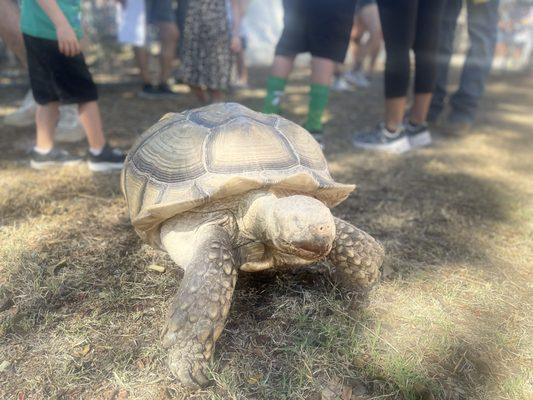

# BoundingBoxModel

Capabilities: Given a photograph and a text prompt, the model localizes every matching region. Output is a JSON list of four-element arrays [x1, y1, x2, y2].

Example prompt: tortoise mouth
[[274, 239, 332, 260]]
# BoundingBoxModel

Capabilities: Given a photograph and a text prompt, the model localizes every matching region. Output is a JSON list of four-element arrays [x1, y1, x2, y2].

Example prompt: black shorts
[[23, 34, 98, 105], [275, 0, 356, 63]]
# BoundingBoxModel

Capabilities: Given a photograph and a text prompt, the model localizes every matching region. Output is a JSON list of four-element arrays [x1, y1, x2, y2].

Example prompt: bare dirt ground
[[0, 68, 531, 400]]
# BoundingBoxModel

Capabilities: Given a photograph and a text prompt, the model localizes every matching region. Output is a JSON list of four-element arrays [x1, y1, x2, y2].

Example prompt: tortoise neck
[[239, 191, 278, 241]]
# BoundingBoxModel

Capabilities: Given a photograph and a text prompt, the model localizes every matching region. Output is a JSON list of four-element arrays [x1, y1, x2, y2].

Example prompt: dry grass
[[0, 68, 532, 400]]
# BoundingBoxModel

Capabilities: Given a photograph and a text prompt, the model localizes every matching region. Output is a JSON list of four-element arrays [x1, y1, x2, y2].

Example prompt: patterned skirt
[[178, 0, 232, 90]]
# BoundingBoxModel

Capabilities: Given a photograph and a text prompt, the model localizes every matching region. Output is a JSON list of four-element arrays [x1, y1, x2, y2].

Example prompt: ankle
[[34, 146, 53, 154]]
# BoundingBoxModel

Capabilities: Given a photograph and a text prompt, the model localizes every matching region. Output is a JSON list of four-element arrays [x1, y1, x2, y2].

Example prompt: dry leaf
[[147, 264, 165, 273]]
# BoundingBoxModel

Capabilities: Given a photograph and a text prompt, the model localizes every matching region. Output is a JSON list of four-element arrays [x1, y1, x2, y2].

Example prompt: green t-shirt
[[20, 0, 82, 41]]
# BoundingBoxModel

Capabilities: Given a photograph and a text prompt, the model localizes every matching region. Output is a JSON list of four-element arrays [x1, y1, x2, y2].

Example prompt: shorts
[[146, 0, 175, 24], [275, 0, 357, 63], [355, 0, 376, 14], [117, 0, 175, 46], [23, 34, 98, 105]]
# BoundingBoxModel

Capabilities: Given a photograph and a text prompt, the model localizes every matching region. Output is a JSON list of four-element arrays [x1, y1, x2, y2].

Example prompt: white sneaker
[[3, 90, 37, 127], [56, 105, 85, 142], [344, 70, 370, 88], [331, 77, 355, 92]]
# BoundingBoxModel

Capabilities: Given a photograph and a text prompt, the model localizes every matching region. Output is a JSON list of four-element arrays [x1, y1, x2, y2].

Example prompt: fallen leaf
[[74, 344, 91, 357], [0, 360, 10, 372], [147, 264, 165, 273]]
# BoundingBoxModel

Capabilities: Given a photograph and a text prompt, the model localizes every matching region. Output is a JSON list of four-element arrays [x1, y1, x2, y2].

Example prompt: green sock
[[304, 83, 330, 132], [263, 76, 287, 114]]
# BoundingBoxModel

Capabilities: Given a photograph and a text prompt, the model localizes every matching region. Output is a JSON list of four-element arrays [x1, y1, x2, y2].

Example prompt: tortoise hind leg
[[327, 217, 384, 299], [161, 225, 237, 388]]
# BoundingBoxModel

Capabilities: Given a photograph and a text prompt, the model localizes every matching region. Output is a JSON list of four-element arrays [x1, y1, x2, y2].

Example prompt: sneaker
[[331, 76, 354, 92], [138, 83, 179, 99], [403, 121, 432, 148], [138, 84, 160, 99], [344, 70, 370, 88], [56, 105, 85, 142], [87, 144, 126, 172], [30, 147, 83, 170], [155, 83, 180, 98], [444, 111, 474, 135], [4, 90, 36, 127], [352, 123, 410, 154]]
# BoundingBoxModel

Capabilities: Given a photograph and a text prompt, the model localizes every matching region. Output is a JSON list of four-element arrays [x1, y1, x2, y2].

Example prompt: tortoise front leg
[[328, 217, 384, 295], [161, 226, 237, 388]]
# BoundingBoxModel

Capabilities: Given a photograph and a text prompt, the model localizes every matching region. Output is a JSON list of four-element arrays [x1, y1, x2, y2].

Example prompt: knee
[[160, 23, 179, 44]]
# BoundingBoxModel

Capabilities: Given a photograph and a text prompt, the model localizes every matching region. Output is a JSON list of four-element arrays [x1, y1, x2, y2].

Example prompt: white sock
[[33, 146, 52, 155], [89, 147, 104, 156]]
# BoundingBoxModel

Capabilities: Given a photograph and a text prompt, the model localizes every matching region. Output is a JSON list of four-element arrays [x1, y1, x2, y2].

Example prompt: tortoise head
[[265, 195, 336, 260]]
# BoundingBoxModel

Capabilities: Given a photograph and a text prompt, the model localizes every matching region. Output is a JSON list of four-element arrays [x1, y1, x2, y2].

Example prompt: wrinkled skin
[[160, 192, 384, 388]]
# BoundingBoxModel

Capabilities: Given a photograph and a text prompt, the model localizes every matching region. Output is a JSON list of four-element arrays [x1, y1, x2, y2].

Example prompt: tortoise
[[121, 102, 384, 388]]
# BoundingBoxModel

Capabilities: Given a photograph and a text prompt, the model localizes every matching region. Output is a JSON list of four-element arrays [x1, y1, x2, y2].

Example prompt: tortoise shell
[[121, 103, 355, 246]]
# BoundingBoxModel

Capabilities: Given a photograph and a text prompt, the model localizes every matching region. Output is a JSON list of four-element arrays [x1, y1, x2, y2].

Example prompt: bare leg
[[358, 4, 382, 74], [161, 225, 237, 388], [236, 50, 248, 84], [35, 102, 60, 150], [0, 0, 26, 67], [157, 21, 179, 84], [134, 46, 151, 84], [409, 93, 432, 125], [208, 89, 224, 103], [311, 56, 335, 86], [190, 85, 209, 104], [384, 97, 407, 131], [78, 101, 106, 150], [328, 217, 383, 294], [271, 55, 296, 79]]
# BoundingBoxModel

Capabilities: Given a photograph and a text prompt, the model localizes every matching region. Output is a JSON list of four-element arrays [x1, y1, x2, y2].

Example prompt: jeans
[[430, 0, 499, 122]]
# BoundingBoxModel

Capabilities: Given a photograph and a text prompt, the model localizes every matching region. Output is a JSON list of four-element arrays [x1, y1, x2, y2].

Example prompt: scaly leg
[[161, 226, 237, 388], [328, 217, 384, 295]]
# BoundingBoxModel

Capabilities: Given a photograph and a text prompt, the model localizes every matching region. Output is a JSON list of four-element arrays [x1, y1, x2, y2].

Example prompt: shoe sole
[[352, 136, 411, 154], [30, 159, 83, 170], [88, 161, 124, 172], [409, 131, 432, 148]]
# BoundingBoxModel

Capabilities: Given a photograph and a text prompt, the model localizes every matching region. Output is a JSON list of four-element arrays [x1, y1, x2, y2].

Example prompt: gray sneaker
[[403, 121, 432, 148], [352, 123, 410, 154], [30, 147, 83, 170]]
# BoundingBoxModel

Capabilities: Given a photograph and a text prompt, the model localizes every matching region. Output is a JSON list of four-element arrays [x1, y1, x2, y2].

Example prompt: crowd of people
[[0, 0, 520, 171]]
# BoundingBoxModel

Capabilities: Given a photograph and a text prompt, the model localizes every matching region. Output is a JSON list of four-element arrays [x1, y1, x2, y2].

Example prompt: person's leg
[[428, 0, 462, 122], [352, 0, 415, 154], [263, 55, 295, 114], [378, 0, 417, 131], [410, 0, 447, 125], [35, 102, 60, 151], [0, 0, 26, 67], [78, 101, 106, 151], [157, 21, 179, 84], [304, 56, 335, 132], [449, 0, 499, 123], [359, 3, 382, 74], [134, 47, 152, 84]]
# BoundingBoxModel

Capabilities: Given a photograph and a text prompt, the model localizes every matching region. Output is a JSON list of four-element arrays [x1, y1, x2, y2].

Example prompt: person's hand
[[56, 22, 81, 57], [230, 36, 242, 53]]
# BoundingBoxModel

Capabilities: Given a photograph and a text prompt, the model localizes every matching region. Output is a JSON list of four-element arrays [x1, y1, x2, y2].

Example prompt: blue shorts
[[146, 0, 175, 24]]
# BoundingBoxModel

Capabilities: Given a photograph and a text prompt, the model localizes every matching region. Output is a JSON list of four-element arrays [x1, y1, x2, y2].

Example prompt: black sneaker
[[403, 121, 432, 148], [30, 147, 83, 170], [138, 84, 159, 99], [87, 144, 126, 172], [352, 123, 410, 154], [156, 83, 180, 98]]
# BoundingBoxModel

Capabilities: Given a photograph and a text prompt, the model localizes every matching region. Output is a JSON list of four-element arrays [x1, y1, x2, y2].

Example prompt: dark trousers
[[429, 0, 500, 121], [377, 0, 446, 98]]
